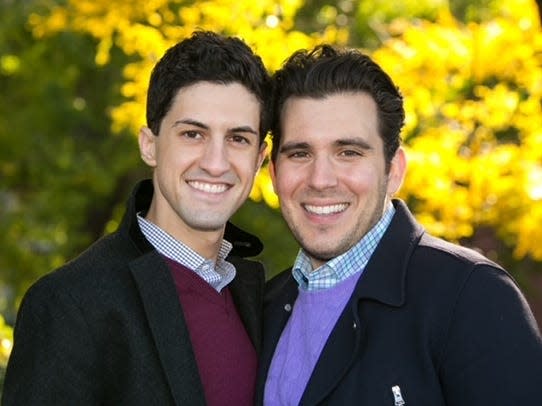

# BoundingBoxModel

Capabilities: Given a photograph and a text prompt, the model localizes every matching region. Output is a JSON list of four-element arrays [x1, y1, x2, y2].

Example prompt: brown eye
[[340, 149, 362, 157], [288, 151, 309, 159], [182, 130, 202, 139], [229, 134, 251, 145]]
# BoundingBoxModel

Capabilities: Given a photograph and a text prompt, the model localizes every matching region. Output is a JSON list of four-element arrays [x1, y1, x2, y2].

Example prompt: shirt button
[[284, 304, 292, 312]]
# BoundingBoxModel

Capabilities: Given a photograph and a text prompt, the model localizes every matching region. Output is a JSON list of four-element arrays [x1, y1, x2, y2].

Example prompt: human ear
[[138, 127, 157, 168], [387, 147, 407, 195]]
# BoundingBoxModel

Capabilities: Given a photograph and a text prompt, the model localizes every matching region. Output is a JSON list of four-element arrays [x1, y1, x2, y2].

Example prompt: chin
[[304, 245, 341, 261], [187, 217, 229, 232], [197, 223, 227, 232]]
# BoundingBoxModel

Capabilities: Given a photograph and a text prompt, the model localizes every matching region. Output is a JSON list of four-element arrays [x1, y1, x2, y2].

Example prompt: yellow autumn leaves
[[27, 0, 542, 260], [374, 5, 542, 258]]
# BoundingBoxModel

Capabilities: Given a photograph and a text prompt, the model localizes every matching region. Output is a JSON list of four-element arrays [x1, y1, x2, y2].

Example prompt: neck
[[144, 206, 224, 261]]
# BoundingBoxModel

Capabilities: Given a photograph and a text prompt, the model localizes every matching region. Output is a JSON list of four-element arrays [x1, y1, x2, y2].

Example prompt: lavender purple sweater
[[264, 272, 362, 405]]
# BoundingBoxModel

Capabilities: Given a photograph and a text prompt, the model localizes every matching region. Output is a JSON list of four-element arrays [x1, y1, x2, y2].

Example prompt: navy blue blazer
[[257, 200, 542, 405], [3, 180, 265, 405]]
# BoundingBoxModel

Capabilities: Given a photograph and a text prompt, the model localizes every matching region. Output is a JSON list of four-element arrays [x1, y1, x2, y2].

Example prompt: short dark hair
[[270, 44, 404, 168], [146, 30, 271, 143]]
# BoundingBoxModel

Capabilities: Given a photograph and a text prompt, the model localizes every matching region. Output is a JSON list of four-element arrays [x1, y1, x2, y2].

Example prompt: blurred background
[[1, 0, 542, 385]]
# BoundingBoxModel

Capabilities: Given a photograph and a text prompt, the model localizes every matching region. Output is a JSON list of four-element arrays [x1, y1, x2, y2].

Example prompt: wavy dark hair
[[270, 44, 404, 169], [146, 30, 271, 143]]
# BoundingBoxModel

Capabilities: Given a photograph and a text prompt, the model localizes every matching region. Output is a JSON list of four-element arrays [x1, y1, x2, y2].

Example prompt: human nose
[[307, 155, 338, 190], [199, 138, 230, 176]]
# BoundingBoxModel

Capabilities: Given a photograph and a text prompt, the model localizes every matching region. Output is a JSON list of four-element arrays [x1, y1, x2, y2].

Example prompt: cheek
[[158, 144, 183, 164], [161, 154, 188, 173], [235, 158, 260, 182], [274, 175, 304, 202], [343, 171, 380, 195]]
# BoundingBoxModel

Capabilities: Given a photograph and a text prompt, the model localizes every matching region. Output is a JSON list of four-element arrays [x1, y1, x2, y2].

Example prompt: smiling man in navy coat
[[4, 31, 270, 405], [257, 44, 542, 405]]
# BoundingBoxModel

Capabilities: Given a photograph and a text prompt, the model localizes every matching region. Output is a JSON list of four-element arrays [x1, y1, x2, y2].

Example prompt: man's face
[[139, 81, 266, 256], [270, 92, 405, 269]]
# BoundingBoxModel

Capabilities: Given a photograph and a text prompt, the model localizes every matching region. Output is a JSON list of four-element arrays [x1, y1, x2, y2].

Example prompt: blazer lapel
[[130, 251, 205, 406]]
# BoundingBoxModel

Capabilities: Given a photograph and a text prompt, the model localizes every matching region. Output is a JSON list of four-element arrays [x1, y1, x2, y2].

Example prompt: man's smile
[[303, 203, 349, 215], [187, 180, 230, 194]]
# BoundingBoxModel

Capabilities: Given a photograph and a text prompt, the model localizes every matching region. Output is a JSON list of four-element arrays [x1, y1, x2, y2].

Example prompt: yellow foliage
[[251, 136, 280, 209], [27, 0, 542, 260], [251, 168, 280, 209], [26, 0, 341, 210], [0, 315, 13, 368], [0, 55, 21, 75], [377, 1, 542, 259]]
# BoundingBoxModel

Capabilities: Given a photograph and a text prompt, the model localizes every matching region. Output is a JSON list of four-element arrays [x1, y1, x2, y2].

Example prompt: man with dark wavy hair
[[258, 44, 542, 405], [4, 31, 270, 405]]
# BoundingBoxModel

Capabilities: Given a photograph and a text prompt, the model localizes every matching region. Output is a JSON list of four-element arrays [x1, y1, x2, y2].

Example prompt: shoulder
[[409, 232, 508, 284], [390, 200, 504, 276], [22, 230, 140, 309], [406, 233, 533, 329], [417, 233, 501, 269], [414, 233, 520, 304]]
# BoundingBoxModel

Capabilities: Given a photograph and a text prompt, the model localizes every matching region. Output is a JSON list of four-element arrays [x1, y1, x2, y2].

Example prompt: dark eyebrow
[[279, 138, 373, 155], [230, 126, 259, 136], [279, 142, 311, 154], [172, 118, 208, 130], [335, 137, 374, 150], [172, 119, 258, 136]]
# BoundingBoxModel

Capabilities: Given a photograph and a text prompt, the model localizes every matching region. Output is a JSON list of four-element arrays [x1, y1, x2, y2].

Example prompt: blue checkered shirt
[[137, 214, 235, 292], [293, 204, 396, 291]]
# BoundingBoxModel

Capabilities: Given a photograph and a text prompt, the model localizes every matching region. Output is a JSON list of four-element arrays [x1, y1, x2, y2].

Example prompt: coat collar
[[257, 199, 425, 405], [353, 199, 424, 307], [300, 200, 425, 404], [123, 179, 264, 257], [122, 179, 264, 405]]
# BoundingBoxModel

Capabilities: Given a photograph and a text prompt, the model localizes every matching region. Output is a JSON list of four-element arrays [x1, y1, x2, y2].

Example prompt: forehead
[[280, 92, 380, 145], [167, 81, 261, 120]]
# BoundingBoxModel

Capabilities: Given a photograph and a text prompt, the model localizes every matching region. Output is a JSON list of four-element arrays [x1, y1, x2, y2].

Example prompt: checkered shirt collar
[[292, 203, 395, 292], [136, 213, 235, 292]]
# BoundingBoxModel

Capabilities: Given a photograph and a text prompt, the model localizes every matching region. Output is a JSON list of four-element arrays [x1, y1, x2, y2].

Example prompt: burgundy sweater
[[165, 258, 257, 405]]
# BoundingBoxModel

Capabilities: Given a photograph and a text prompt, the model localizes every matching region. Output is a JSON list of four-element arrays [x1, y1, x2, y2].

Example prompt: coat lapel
[[300, 297, 366, 405], [300, 200, 425, 404], [255, 272, 299, 404], [130, 251, 205, 406]]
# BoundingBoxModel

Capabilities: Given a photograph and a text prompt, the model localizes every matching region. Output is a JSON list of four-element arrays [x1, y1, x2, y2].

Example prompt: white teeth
[[304, 203, 348, 215], [189, 181, 228, 194]]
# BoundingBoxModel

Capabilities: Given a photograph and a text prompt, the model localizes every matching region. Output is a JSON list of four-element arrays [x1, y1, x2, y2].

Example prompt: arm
[[2, 278, 101, 405], [438, 265, 542, 405]]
